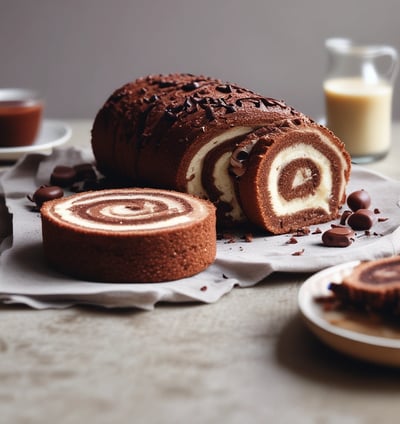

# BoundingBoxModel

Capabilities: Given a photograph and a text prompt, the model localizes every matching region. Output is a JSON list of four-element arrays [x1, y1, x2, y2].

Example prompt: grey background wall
[[1, 0, 399, 122]]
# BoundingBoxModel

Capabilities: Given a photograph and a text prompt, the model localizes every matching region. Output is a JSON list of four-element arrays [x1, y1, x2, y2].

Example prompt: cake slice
[[41, 188, 216, 283]]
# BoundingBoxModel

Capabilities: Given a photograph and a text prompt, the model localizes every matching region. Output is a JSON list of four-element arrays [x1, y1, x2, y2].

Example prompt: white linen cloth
[[0, 148, 399, 310]]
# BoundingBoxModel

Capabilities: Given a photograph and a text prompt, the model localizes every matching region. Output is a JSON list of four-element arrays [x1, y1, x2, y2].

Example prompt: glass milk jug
[[324, 38, 398, 163]]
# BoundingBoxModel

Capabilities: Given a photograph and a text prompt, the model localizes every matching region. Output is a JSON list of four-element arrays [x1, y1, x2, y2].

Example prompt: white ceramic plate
[[0, 120, 72, 161], [298, 261, 400, 366]]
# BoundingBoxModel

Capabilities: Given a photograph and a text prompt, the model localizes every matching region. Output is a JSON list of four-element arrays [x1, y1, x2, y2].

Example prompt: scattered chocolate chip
[[158, 81, 176, 88], [243, 233, 253, 242], [163, 110, 178, 122], [222, 233, 236, 243], [292, 227, 310, 237], [204, 105, 216, 121], [378, 217, 389, 222], [74, 163, 97, 181], [286, 237, 298, 244], [347, 209, 376, 231], [200, 286, 208, 291], [374, 208, 381, 214], [50, 165, 77, 187], [292, 249, 305, 256], [347, 190, 371, 212], [216, 84, 233, 94], [28, 185, 64, 209], [322, 227, 355, 247], [339, 210, 353, 225], [312, 227, 322, 234], [182, 81, 200, 91]]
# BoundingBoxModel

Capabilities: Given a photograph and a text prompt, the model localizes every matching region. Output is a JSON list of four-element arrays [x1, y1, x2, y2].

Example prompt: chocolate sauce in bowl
[[0, 89, 43, 147]]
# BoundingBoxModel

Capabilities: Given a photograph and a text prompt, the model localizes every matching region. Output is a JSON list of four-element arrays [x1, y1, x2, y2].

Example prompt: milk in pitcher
[[324, 38, 398, 163], [324, 77, 392, 160]]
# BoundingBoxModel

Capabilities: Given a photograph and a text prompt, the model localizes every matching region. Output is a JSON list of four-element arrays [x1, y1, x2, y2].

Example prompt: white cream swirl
[[48, 188, 210, 232]]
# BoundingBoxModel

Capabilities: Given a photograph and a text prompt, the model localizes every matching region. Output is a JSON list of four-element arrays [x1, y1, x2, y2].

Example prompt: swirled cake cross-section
[[41, 188, 216, 283]]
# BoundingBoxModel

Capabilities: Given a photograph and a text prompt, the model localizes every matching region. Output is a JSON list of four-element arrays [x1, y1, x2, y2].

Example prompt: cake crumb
[[242, 233, 253, 243], [292, 227, 310, 237]]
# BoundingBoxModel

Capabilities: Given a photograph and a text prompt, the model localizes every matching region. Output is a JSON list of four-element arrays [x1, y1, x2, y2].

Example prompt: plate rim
[[298, 260, 400, 350], [0, 119, 72, 156]]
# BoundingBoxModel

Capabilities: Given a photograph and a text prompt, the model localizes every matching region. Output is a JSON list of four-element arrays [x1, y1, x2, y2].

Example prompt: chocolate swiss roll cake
[[329, 256, 400, 316], [91, 73, 351, 234], [41, 188, 216, 283]]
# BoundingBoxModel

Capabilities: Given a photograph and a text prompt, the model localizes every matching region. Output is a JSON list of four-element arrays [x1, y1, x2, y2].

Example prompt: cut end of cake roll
[[91, 73, 351, 234], [232, 119, 351, 234], [40, 188, 216, 283], [329, 256, 400, 316]]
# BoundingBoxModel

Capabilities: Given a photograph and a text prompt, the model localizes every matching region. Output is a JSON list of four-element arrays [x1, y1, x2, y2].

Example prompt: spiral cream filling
[[49, 190, 209, 232], [269, 130, 347, 216], [186, 126, 255, 220]]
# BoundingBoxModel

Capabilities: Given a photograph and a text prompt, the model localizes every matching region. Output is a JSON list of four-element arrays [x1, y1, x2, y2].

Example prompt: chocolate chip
[[340, 209, 353, 225], [74, 163, 96, 181], [28, 185, 64, 209], [158, 81, 176, 88], [347, 209, 376, 230], [347, 190, 371, 212], [163, 110, 178, 122], [50, 165, 77, 187], [322, 227, 355, 247], [216, 84, 233, 94], [182, 82, 200, 91]]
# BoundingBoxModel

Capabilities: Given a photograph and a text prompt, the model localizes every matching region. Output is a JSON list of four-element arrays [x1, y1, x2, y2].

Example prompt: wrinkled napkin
[[0, 148, 399, 310]]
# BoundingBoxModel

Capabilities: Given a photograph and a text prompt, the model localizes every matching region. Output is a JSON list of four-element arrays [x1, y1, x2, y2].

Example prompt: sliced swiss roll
[[91, 74, 351, 233], [41, 188, 216, 283], [232, 119, 351, 234], [329, 256, 400, 316]]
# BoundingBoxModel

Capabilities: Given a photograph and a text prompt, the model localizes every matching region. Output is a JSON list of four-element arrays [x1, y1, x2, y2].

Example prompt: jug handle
[[380, 46, 399, 82]]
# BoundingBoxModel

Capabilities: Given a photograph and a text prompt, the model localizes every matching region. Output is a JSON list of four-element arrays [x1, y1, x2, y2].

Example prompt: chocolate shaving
[[242, 233, 253, 243], [216, 84, 233, 94], [292, 227, 310, 237]]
